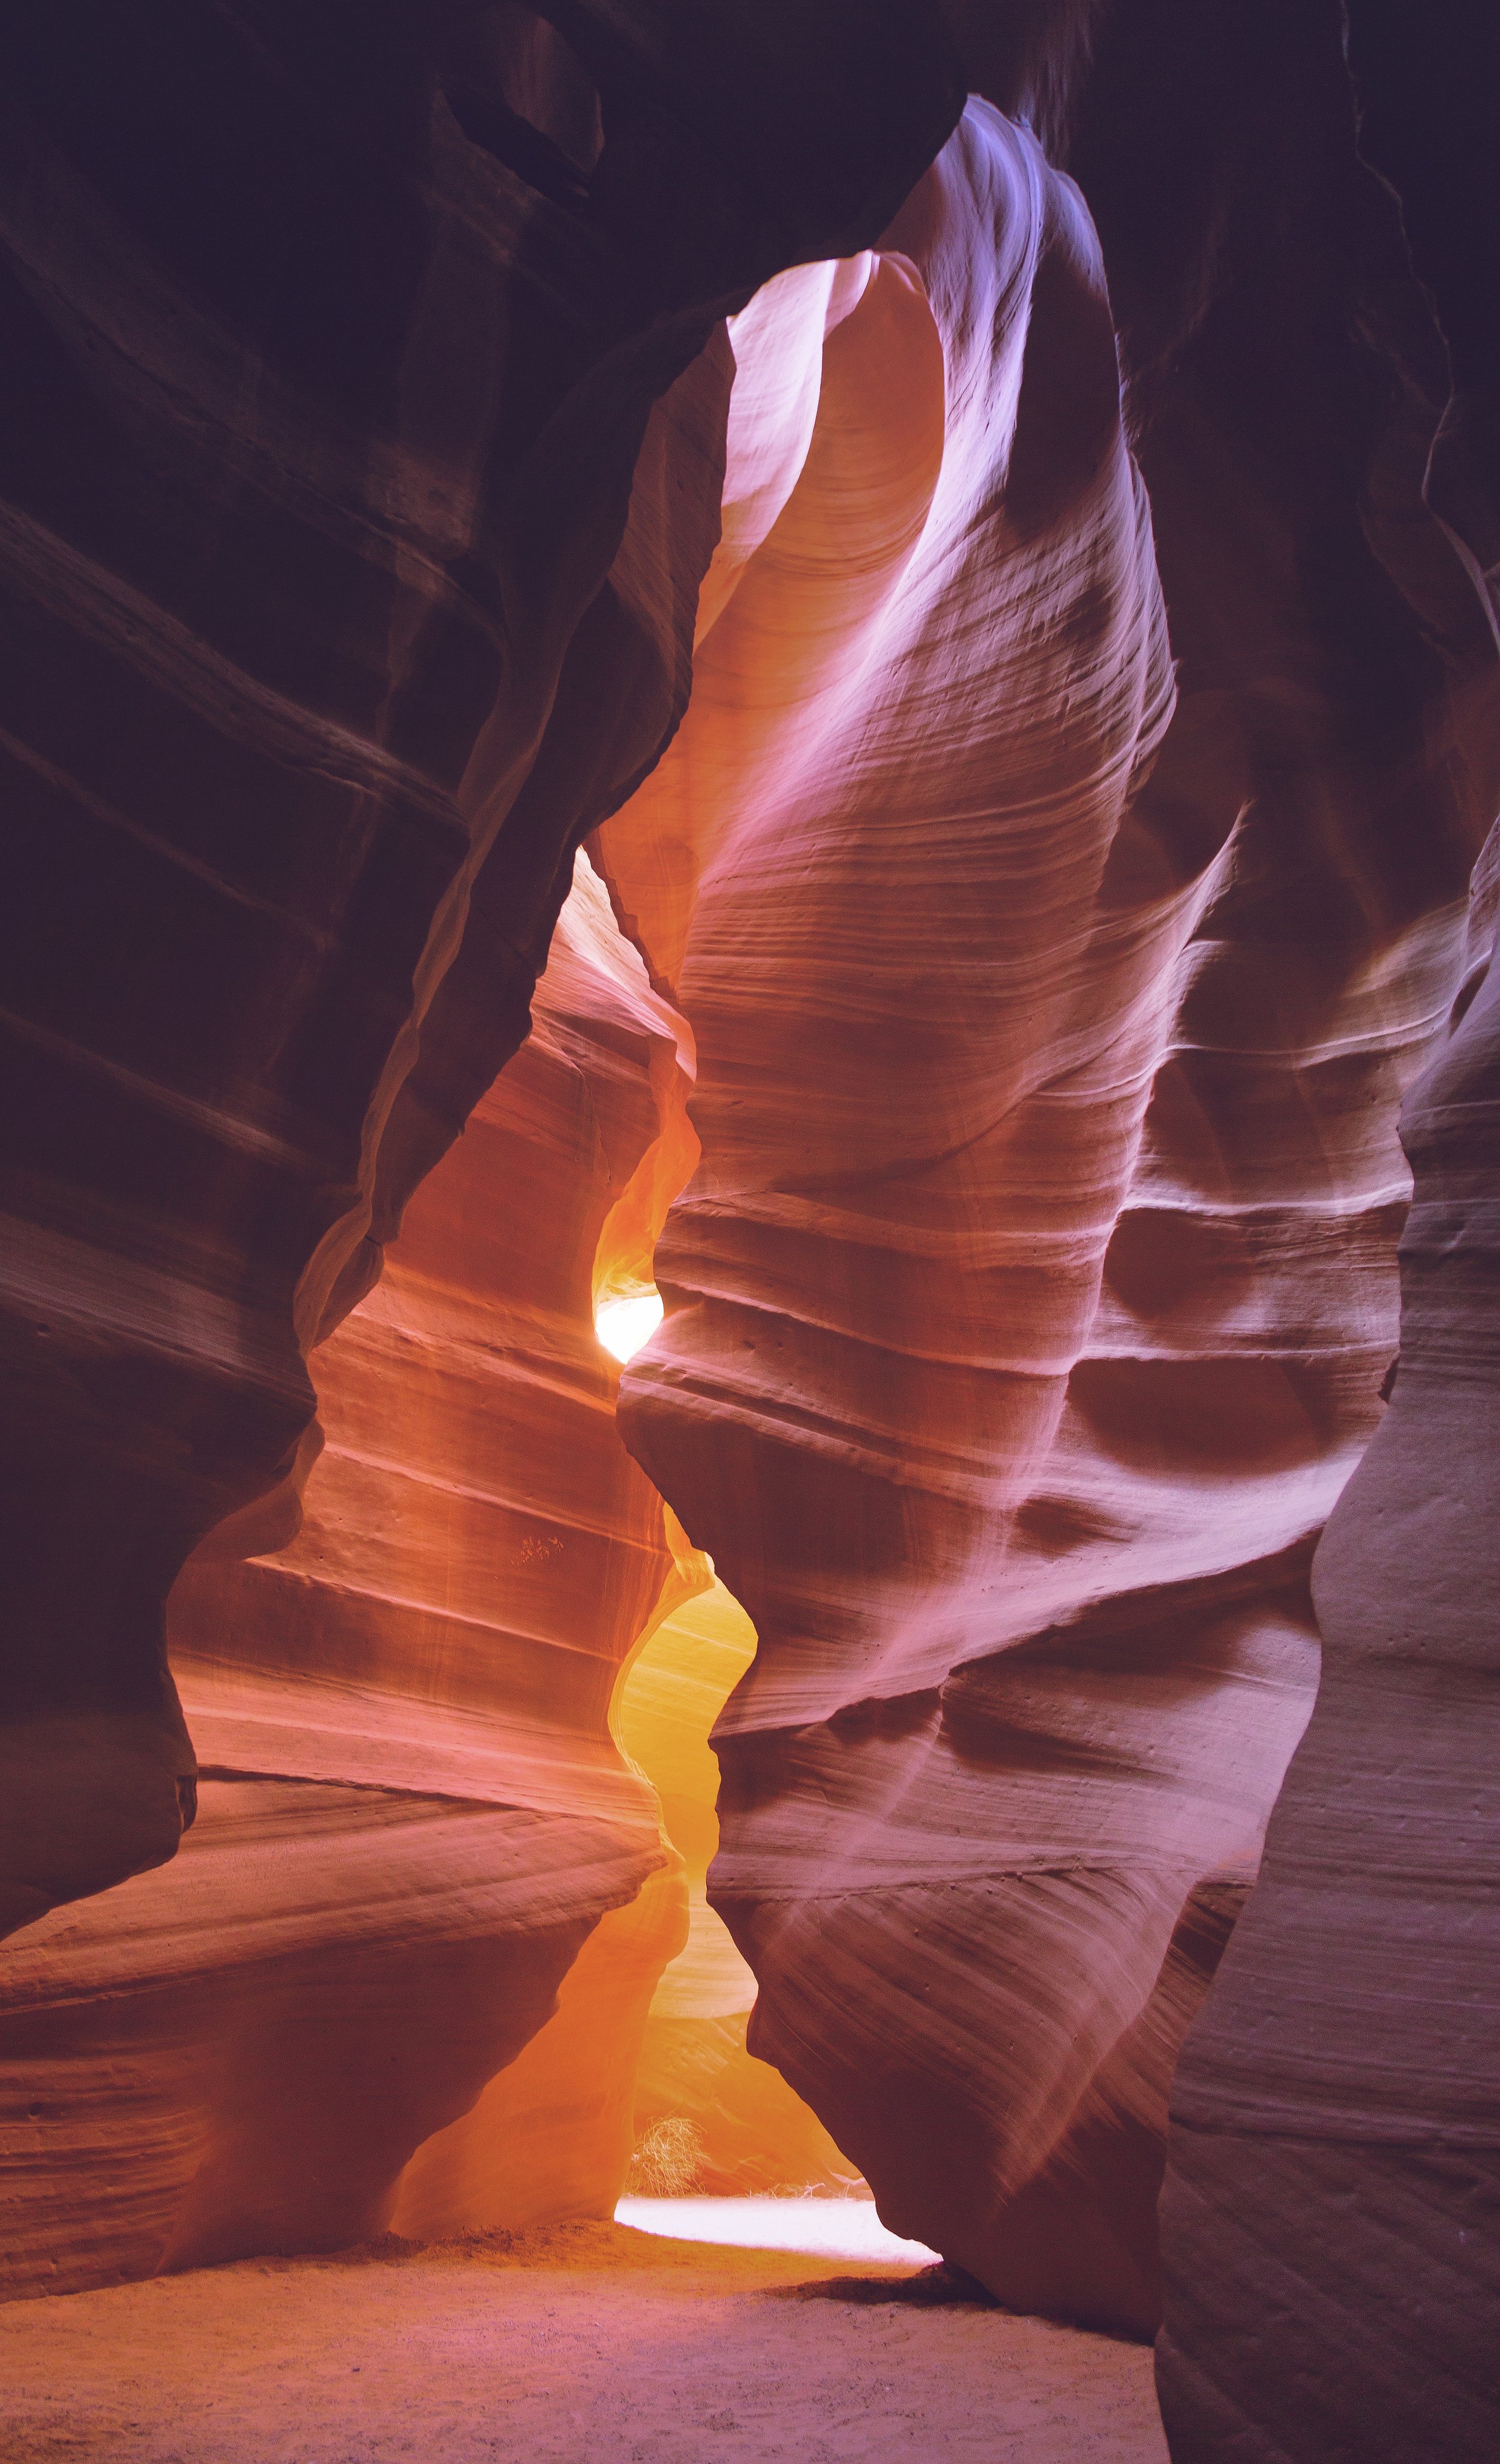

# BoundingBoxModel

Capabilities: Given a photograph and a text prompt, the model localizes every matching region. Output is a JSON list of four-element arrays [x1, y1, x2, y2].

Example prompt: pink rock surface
[[598, 80, 1498, 2333], [1157, 827, 1500, 2459], [3, 9, 1499, 2442]]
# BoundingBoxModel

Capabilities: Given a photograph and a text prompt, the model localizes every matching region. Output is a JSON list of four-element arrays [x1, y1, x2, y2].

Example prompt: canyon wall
[[0, 0, 961, 1938], [0, 0, 962, 2300], [0, 856, 701, 2295], [1157, 815, 1500, 2460], [618, 1555, 860, 2197], [600, 49, 1498, 2337], [2, 5, 1498, 2444], [1149, 7, 1500, 2454]]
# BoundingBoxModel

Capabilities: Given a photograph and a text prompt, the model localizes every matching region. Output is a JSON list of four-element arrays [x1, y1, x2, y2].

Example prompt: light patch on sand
[[616, 2195, 940, 2267], [0, 2222, 1172, 2462]]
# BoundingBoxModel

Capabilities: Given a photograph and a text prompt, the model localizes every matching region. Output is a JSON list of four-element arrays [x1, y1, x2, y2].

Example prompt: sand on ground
[[0, 2213, 1169, 2463], [614, 2196, 940, 2266]]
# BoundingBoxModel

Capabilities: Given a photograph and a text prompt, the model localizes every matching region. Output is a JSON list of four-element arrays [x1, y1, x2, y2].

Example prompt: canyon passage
[[2, 8, 1498, 2464]]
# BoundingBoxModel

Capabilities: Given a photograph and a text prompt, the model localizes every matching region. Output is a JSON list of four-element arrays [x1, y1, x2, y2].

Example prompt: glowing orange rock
[[0, 861, 700, 2293], [617, 1547, 860, 2195]]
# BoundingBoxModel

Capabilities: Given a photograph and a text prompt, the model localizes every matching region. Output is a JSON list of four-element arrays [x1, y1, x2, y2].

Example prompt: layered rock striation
[[0, 857, 700, 2294], [4, 2, 1499, 2430], [1157, 826, 1500, 2462], [0, 0, 962, 1937], [601, 56, 1498, 2333]]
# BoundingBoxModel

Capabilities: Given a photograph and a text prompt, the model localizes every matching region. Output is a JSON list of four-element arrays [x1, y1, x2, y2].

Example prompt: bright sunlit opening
[[595, 1287, 664, 1365], [616, 2198, 940, 2268]]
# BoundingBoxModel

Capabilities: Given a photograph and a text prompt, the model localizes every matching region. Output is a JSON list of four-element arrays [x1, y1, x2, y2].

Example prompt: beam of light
[[595, 1287, 664, 1364]]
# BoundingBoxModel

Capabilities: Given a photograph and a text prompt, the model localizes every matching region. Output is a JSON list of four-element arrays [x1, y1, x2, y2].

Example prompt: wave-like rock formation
[[1157, 826, 1500, 2457], [618, 1556, 860, 2196], [5, 3, 1500, 2445], [0, 0, 962, 1939], [0, 857, 700, 2294], [601, 59, 1498, 2334]]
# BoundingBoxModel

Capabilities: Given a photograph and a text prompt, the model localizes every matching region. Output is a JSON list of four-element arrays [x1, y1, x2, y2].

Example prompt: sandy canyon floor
[[0, 2204, 1168, 2463]]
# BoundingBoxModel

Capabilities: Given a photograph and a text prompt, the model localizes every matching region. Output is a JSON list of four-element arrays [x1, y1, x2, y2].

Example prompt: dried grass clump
[[626, 2117, 705, 2196]]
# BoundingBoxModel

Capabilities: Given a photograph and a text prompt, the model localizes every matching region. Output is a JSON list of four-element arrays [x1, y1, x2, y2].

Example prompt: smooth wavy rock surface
[[0, 859, 694, 2296], [1156, 826, 1500, 2461], [599, 89, 1495, 2334], [0, 0, 962, 1937], [617, 1560, 861, 2195]]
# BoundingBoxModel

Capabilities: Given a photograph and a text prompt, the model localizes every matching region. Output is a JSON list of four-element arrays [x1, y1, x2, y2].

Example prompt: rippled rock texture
[[0, 0, 961, 1935], [1157, 827, 1500, 2460], [4, 2, 1500, 2443], [0, 0, 961, 2294], [600, 37, 1499, 2338], [0, 857, 689, 2294]]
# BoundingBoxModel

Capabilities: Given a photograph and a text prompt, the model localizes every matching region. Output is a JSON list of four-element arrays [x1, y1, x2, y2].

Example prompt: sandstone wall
[[4, 8, 1498, 2435], [0, 0, 961, 1939], [1157, 825, 1500, 2461], [598, 73, 1496, 2333], [617, 1551, 861, 2197], [0, 859, 698, 2295]]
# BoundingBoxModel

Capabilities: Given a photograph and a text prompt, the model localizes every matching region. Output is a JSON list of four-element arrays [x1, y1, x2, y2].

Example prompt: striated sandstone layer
[[0, 859, 695, 2296], [1157, 826, 1500, 2463], [1063, 5, 1500, 2415], [600, 65, 1498, 2334], [1151, 12, 1500, 2453], [0, 0, 962, 1937], [5, 0, 1499, 2421]]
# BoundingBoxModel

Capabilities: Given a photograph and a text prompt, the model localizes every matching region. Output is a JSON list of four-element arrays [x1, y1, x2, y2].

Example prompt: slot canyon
[[1, 6, 1497, 2462]]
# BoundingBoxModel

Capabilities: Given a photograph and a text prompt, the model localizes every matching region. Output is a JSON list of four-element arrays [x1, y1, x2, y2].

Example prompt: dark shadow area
[[768, 2262, 998, 2309]]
